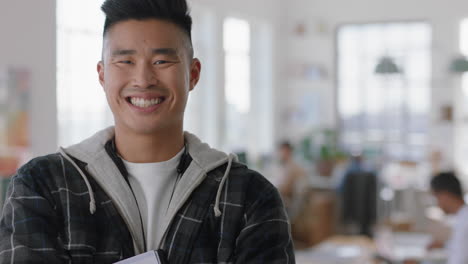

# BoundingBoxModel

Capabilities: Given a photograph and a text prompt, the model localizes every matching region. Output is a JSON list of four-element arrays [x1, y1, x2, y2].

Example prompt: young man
[[0, 0, 294, 263], [428, 172, 468, 264]]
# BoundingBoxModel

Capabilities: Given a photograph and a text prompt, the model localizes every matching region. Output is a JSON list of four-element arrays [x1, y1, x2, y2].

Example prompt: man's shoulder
[[18, 153, 62, 173], [210, 161, 281, 207], [14, 153, 67, 185], [456, 205, 468, 224], [214, 161, 276, 191]]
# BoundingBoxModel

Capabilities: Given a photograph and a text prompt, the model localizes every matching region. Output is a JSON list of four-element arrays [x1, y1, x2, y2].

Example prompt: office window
[[183, 7, 219, 148], [337, 22, 431, 161], [57, 0, 112, 147], [456, 18, 468, 176], [223, 18, 251, 153], [186, 12, 274, 163]]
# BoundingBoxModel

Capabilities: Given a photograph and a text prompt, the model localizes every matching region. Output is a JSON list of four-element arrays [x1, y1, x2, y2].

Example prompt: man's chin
[[131, 126, 165, 135], [115, 117, 183, 136], [115, 122, 163, 135]]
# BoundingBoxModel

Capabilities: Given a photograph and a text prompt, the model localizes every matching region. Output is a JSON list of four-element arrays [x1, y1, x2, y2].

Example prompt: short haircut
[[101, 0, 193, 46], [430, 171, 464, 199]]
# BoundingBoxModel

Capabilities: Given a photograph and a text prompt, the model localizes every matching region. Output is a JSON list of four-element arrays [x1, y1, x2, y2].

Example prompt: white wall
[[0, 0, 57, 157], [283, 0, 468, 165]]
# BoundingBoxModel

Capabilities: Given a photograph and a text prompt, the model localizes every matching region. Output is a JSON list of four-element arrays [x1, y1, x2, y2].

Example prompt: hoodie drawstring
[[57, 147, 234, 217], [214, 154, 235, 218], [58, 147, 97, 215]]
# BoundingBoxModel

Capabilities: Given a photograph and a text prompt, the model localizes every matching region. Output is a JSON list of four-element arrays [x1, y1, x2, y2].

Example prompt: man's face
[[433, 191, 453, 214], [98, 19, 201, 136]]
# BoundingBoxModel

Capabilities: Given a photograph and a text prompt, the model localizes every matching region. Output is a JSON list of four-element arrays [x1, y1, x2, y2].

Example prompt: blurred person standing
[[429, 172, 468, 264], [277, 141, 307, 217]]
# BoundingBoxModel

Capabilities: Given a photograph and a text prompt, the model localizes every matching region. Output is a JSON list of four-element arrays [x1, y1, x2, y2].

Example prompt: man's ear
[[189, 58, 201, 91], [97, 61, 105, 88]]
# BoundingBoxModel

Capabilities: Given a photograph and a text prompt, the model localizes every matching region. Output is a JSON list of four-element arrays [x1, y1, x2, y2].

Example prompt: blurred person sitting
[[428, 171, 468, 264], [277, 141, 307, 217]]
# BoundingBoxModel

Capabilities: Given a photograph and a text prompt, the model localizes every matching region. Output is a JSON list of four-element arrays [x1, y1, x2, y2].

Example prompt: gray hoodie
[[61, 127, 236, 254], [0, 126, 294, 263]]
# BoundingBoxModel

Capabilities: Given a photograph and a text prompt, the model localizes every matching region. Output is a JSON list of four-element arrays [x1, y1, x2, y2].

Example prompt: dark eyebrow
[[111, 48, 178, 57], [152, 48, 178, 56], [111, 49, 136, 56]]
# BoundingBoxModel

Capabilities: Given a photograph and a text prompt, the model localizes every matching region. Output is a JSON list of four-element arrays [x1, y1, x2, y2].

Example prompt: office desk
[[295, 236, 375, 264], [295, 233, 446, 264], [375, 231, 446, 264]]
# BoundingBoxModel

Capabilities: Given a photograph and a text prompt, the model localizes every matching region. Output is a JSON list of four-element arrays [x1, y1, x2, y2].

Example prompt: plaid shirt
[[0, 141, 294, 263]]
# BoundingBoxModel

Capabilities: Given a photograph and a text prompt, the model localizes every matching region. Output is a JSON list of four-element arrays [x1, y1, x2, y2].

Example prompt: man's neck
[[115, 128, 185, 163]]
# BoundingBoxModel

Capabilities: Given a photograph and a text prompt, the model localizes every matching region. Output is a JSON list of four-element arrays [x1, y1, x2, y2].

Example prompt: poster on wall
[[0, 67, 31, 177]]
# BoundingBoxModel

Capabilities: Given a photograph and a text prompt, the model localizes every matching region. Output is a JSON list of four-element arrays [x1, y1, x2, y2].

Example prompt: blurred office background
[[3, 0, 468, 262]]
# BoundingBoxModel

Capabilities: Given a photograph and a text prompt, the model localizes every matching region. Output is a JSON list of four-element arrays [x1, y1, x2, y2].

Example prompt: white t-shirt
[[447, 205, 468, 264], [122, 148, 184, 250]]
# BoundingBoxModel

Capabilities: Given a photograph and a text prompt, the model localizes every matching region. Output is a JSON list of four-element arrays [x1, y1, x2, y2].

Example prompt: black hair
[[430, 171, 464, 199], [101, 0, 192, 43]]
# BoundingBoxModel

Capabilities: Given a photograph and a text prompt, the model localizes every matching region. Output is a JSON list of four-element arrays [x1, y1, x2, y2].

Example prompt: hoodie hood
[[60, 126, 237, 252]]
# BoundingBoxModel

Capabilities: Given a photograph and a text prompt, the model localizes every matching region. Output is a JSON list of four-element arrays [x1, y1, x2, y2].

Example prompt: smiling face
[[98, 19, 200, 138]]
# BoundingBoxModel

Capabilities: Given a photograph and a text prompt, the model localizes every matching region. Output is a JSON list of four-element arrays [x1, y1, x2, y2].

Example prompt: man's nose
[[132, 63, 157, 88]]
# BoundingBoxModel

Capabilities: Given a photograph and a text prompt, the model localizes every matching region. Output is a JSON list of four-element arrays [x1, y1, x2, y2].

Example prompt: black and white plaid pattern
[[0, 141, 294, 263], [0, 153, 134, 264], [161, 163, 295, 263]]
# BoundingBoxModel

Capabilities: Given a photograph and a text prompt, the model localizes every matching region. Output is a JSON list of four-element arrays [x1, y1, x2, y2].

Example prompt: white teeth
[[130, 97, 162, 108]]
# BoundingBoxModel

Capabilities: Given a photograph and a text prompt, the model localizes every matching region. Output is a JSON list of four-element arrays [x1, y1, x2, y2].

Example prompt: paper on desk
[[114, 251, 163, 264]]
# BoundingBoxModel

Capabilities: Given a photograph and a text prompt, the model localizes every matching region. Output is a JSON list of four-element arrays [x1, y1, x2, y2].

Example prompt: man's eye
[[154, 60, 169, 65], [119, 60, 133, 64]]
